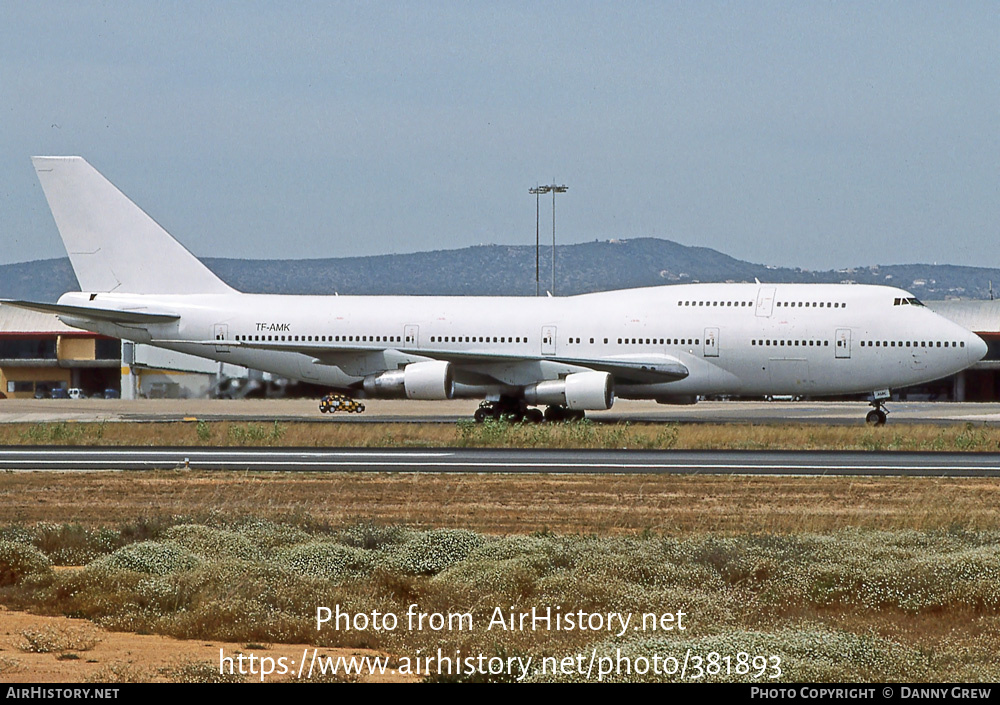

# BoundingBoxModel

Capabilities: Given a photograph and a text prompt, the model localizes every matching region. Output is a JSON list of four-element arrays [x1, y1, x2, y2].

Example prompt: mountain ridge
[[1, 237, 995, 302]]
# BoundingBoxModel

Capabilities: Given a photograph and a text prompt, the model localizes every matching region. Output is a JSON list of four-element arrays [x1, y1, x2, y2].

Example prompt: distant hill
[[2, 237, 999, 302]]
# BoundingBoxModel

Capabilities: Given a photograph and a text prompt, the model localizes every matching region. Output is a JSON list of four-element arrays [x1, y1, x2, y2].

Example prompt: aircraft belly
[[767, 358, 813, 394]]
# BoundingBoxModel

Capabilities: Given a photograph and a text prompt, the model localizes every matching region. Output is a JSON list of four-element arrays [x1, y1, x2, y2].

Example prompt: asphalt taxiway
[[5, 398, 1000, 425]]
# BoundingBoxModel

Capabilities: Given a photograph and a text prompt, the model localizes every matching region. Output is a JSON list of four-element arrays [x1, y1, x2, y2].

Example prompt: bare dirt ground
[[0, 605, 415, 683]]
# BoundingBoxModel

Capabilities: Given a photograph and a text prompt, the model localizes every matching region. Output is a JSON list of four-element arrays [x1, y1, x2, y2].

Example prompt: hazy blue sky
[[1, 2, 997, 270]]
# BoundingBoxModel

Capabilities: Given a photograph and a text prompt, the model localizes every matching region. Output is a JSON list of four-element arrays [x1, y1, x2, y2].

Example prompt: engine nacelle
[[363, 360, 455, 400], [522, 371, 614, 410]]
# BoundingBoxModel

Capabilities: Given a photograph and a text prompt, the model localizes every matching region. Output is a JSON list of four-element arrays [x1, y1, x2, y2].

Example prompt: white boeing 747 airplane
[[9, 157, 987, 425]]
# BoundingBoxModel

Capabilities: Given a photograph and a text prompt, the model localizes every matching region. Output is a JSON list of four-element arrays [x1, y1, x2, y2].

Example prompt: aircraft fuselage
[[55, 281, 985, 402]]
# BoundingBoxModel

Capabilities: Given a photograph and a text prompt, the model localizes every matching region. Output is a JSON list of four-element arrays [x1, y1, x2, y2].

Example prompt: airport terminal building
[[0, 304, 250, 400], [926, 300, 1000, 401], [0, 305, 119, 399]]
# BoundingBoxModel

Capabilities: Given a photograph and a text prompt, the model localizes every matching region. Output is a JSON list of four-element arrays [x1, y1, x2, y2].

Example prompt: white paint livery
[[17, 157, 988, 423]]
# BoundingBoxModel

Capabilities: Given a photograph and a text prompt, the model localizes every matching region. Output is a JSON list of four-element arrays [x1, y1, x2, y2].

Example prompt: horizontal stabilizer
[[2, 300, 180, 325]]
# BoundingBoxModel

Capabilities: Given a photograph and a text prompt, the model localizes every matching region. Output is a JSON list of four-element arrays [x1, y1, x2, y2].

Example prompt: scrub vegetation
[[4, 419, 1000, 451], [3, 516, 1000, 682]]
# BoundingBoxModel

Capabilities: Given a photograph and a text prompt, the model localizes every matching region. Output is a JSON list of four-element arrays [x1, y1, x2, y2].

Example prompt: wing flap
[[161, 339, 690, 385]]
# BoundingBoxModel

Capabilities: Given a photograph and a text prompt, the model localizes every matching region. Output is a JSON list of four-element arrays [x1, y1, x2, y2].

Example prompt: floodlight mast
[[529, 185, 550, 296], [529, 184, 567, 295]]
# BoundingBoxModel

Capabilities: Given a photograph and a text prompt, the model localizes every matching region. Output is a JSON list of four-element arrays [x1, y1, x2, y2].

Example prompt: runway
[[3, 447, 1000, 476]]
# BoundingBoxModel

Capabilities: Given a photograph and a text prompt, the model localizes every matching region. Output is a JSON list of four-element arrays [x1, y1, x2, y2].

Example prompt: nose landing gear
[[865, 400, 888, 426]]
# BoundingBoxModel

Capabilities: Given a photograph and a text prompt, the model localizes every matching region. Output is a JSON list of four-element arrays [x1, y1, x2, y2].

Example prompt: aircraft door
[[755, 287, 775, 317], [541, 326, 557, 356], [213, 324, 229, 353], [404, 325, 419, 349], [835, 328, 851, 359], [704, 327, 719, 357]]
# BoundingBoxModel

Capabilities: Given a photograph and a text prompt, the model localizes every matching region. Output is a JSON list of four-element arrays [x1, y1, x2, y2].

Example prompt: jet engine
[[363, 360, 455, 400], [522, 371, 614, 410]]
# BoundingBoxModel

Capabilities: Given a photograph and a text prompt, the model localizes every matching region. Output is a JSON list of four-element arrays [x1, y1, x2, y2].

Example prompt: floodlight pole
[[529, 186, 547, 296], [548, 185, 568, 295]]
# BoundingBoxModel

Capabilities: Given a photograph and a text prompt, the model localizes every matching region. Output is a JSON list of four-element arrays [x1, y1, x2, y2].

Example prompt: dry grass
[[4, 419, 1000, 451], [84, 662, 155, 684], [0, 655, 25, 675], [18, 625, 102, 654], [3, 471, 1000, 537]]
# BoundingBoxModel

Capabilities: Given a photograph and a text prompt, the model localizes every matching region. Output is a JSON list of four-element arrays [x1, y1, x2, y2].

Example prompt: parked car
[[50, 388, 69, 399], [67, 388, 84, 400], [103, 388, 120, 399]]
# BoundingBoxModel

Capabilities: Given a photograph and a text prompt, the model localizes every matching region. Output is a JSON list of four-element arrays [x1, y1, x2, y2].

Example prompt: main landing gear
[[865, 400, 888, 426], [473, 396, 583, 423], [542, 405, 585, 423]]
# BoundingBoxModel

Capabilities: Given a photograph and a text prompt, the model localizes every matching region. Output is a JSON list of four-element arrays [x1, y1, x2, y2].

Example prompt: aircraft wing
[[157, 339, 689, 384], [2, 300, 181, 325], [532, 355, 689, 384]]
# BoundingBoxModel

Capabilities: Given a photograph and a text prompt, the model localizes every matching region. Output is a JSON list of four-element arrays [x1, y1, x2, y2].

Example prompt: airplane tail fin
[[31, 156, 235, 295]]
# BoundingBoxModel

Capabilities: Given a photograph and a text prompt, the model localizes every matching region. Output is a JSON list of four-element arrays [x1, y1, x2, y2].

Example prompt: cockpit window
[[893, 297, 925, 307]]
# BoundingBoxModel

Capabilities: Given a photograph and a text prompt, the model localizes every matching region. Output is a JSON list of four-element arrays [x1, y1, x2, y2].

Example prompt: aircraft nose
[[970, 333, 988, 363]]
